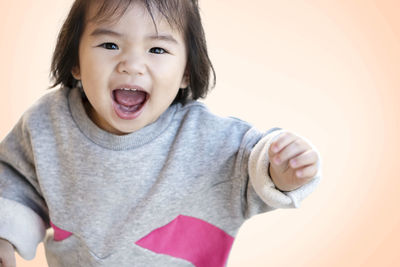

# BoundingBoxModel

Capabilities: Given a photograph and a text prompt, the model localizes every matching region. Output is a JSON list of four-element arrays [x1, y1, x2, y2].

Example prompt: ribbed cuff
[[0, 198, 46, 260], [248, 130, 322, 209]]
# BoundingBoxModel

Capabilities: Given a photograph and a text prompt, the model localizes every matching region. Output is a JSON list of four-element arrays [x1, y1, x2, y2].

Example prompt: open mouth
[[111, 88, 149, 120]]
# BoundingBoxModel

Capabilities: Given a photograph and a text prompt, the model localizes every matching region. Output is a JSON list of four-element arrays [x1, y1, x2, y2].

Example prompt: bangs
[[87, 0, 189, 34]]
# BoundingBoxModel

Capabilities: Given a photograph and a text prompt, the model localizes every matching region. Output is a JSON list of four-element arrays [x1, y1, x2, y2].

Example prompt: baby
[[0, 0, 322, 266]]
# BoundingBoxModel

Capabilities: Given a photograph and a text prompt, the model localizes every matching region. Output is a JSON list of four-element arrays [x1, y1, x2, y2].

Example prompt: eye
[[149, 47, 167, 54], [99, 42, 119, 50]]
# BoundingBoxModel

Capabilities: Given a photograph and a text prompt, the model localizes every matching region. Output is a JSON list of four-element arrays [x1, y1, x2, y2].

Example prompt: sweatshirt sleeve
[[0, 116, 49, 260], [248, 129, 322, 209]]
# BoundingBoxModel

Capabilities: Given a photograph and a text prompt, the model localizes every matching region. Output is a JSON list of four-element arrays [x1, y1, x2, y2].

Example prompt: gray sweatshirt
[[0, 87, 321, 267]]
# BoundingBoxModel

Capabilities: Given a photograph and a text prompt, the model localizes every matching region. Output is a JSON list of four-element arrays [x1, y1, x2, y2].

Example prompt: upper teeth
[[120, 88, 138, 91]]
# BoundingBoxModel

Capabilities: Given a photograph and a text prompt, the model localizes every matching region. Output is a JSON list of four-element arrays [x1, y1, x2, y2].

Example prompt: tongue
[[114, 89, 147, 106]]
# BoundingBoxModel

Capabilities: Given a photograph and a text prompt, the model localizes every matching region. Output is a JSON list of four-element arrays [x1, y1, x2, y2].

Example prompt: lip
[[110, 84, 149, 120]]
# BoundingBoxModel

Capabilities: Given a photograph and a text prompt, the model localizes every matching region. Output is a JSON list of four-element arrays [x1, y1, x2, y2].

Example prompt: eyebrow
[[90, 28, 179, 45]]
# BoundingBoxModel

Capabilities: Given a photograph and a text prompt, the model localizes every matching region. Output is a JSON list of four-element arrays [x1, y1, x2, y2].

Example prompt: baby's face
[[72, 2, 188, 135]]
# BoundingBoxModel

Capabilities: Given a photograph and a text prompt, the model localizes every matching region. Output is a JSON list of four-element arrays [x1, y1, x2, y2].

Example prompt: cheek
[[80, 47, 113, 77], [152, 59, 186, 85]]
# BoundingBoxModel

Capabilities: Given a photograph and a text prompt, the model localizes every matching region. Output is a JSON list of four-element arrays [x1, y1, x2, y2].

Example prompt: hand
[[268, 131, 319, 191], [0, 238, 16, 267]]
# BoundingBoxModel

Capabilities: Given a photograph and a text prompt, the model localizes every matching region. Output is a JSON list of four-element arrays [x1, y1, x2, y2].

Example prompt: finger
[[295, 164, 318, 179], [270, 132, 297, 155], [289, 150, 318, 169], [2, 260, 15, 267], [274, 138, 309, 166], [0, 255, 16, 267]]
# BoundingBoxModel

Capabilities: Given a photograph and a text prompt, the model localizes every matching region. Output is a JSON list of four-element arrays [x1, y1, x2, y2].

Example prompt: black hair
[[49, 0, 216, 105]]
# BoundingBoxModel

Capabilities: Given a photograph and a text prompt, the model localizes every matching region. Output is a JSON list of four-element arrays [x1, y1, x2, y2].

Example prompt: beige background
[[1, 0, 399, 266]]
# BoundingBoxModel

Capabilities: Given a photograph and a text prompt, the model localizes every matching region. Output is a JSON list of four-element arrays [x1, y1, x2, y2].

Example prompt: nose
[[117, 51, 146, 76]]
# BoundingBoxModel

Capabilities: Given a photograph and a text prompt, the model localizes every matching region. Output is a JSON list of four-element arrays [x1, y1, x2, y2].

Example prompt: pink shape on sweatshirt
[[50, 221, 73, 241], [135, 215, 234, 267]]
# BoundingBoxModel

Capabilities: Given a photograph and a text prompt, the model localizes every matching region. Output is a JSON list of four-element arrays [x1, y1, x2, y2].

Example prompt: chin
[[114, 123, 143, 135]]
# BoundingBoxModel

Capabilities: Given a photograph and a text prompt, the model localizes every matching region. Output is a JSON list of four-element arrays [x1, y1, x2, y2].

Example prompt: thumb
[[268, 143, 289, 175]]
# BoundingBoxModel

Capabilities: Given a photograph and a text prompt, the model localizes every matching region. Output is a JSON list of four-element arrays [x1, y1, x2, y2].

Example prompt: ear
[[179, 68, 190, 88], [71, 66, 81, 80]]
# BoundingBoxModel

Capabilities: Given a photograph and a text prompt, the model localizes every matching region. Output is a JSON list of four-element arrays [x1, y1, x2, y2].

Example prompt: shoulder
[[173, 100, 256, 138], [1, 87, 70, 150], [178, 101, 251, 125], [20, 87, 70, 130]]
